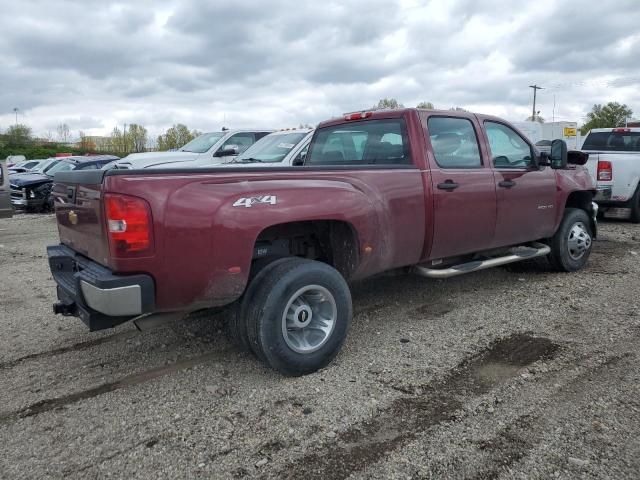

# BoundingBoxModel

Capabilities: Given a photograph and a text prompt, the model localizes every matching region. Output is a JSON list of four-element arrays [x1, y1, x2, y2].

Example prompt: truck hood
[[10, 173, 52, 188], [116, 152, 200, 168]]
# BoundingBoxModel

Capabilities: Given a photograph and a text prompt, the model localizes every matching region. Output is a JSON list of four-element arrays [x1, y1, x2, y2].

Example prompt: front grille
[[10, 185, 25, 199]]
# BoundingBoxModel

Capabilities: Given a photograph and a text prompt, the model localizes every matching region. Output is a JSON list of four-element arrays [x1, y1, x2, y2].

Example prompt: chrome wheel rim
[[281, 285, 337, 354], [567, 221, 591, 260]]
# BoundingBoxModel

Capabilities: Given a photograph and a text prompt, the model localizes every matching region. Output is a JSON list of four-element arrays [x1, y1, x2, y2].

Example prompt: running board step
[[414, 242, 551, 279]]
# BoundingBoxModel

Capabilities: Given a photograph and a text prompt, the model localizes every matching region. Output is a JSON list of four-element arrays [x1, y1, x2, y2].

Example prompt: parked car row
[[10, 155, 118, 212]]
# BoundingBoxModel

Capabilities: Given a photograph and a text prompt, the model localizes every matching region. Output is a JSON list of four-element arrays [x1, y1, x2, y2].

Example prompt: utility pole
[[529, 85, 543, 121], [13, 107, 18, 125]]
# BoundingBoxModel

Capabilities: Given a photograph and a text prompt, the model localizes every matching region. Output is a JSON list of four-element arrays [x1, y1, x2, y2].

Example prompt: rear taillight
[[597, 160, 612, 181], [104, 193, 153, 257]]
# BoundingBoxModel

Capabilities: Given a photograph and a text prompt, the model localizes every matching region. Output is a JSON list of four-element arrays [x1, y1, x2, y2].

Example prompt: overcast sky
[[1, 0, 638, 140]]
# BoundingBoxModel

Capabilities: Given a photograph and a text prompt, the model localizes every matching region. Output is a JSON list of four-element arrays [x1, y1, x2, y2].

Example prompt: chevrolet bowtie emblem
[[68, 210, 78, 225]]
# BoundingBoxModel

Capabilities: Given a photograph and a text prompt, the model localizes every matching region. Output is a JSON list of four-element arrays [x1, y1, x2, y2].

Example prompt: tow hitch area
[[53, 302, 77, 316]]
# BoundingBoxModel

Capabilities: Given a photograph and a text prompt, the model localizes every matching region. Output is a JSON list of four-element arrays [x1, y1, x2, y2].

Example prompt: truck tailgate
[[52, 170, 111, 266]]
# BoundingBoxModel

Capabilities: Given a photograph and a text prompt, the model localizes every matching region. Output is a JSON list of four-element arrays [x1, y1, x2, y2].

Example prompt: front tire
[[547, 208, 593, 272], [245, 258, 352, 376]]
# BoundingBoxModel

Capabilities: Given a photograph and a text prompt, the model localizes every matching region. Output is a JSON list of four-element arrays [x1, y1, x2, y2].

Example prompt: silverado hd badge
[[232, 195, 277, 208]]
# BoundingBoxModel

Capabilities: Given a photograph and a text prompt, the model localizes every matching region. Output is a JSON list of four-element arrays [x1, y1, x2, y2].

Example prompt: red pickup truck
[[48, 109, 596, 375]]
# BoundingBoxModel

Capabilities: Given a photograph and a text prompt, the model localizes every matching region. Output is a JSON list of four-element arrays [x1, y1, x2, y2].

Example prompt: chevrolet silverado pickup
[[48, 108, 597, 376], [581, 127, 640, 222]]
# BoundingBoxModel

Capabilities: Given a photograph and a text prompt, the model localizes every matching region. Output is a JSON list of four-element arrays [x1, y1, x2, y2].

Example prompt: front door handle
[[437, 180, 459, 191], [498, 180, 516, 189]]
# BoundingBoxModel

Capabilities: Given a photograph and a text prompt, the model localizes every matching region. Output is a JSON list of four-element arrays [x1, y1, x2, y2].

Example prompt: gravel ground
[[1, 213, 639, 479]]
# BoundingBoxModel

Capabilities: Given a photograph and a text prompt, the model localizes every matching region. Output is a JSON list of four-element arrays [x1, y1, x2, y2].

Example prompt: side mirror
[[292, 151, 307, 166], [550, 139, 568, 169], [215, 145, 239, 157]]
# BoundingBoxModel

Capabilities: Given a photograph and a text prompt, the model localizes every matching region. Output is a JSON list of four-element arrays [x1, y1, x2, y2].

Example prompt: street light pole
[[13, 107, 18, 125], [529, 85, 543, 121]]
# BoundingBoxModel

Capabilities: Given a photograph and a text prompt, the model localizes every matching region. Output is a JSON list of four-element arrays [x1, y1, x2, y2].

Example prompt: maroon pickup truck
[[48, 108, 596, 375]]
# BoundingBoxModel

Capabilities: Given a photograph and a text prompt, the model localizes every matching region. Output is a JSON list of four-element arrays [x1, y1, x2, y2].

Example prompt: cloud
[[0, 0, 638, 138]]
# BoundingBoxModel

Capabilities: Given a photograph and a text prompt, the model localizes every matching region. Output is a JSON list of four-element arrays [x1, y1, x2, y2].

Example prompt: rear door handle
[[437, 180, 459, 191], [498, 180, 516, 188]]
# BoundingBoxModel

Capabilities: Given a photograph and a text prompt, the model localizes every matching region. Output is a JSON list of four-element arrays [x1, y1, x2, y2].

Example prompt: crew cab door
[[482, 121, 557, 246], [423, 115, 497, 259], [0, 161, 13, 218]]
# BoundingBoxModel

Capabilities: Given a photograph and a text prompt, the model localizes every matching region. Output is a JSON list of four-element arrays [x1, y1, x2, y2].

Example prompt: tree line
[[0, 122, 204, 160]]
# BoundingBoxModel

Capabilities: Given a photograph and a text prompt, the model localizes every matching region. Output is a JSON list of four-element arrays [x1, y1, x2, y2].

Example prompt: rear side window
[[307, 119, 411, 166], [427, 117, 482, 168], [582, 131, 640, 152]]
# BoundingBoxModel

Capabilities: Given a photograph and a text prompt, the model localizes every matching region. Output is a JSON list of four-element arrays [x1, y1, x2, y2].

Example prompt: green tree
[[109, 126, 125, 154], [157, 124, 197, 151], [580, 102, 633, 135], [417, 101, 435, 109], [127, 124, 148, 153], [375, 98, 404, 110], [5, 124, 32, 146]]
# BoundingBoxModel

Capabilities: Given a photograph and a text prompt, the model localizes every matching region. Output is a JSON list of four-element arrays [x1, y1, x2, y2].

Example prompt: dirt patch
[[273, 334, 559, 480], [412, 299, 457, 318]]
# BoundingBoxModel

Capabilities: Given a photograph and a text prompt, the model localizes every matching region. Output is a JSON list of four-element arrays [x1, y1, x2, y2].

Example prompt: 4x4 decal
[[232, 195, 278, 208]]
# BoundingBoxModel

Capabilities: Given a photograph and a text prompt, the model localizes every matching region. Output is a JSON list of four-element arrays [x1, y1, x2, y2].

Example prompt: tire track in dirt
[[269, 333, 559, 480], [0, 330, 139, 370], [0, 348, 232, 425]]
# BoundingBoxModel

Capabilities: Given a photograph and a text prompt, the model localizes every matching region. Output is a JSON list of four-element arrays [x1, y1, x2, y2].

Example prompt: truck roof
[[318, 107, 507, 129]]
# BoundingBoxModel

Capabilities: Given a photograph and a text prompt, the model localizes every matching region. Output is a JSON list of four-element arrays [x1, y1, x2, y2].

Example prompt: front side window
[[307, 119, 411, 166], [485, 122, 533, 168], [222, 133, 256, 154], [179, 132, 225, 153], [427, 117, 482, 168]]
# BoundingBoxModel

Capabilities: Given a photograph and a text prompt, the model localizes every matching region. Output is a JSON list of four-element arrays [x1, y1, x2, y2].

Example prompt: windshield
[[41, 159, 61, 173], [235, 132, 308, 163], [179, 132, 225, 153], [45, 160, 76, 176], [582, 131, 640, 152]]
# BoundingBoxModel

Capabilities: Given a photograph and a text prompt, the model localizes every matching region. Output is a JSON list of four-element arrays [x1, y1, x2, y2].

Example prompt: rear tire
[[245, 258, 352, 376], [224, 257, 292, 354], [547, 208, 593, 272], [629, 186, 640, 223]]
